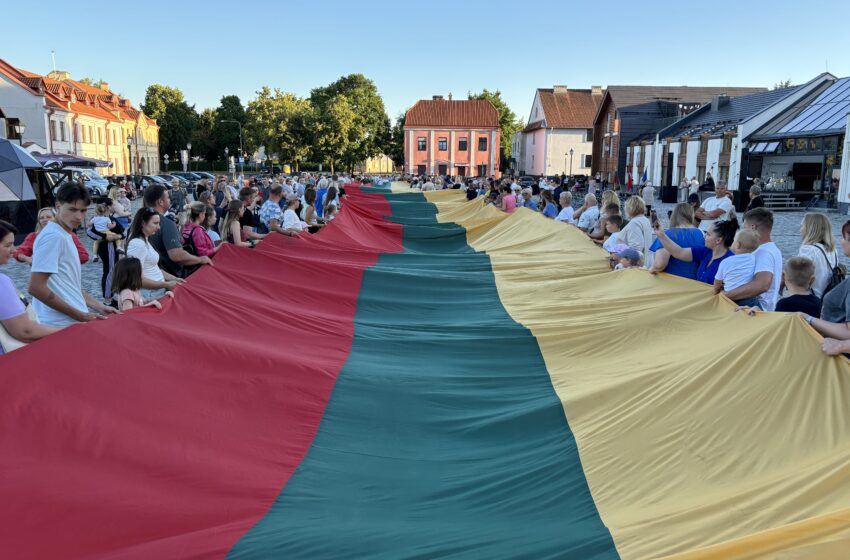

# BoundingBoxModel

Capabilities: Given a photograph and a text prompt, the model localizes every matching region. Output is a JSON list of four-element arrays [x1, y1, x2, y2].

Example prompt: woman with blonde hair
[[798, 213, 840, 298], [648, 202, 705, 279], [181, 202, 220, 257], [13, 208, 89, 265], [618, 196, 653, 265], [600, 189, 621, 212]]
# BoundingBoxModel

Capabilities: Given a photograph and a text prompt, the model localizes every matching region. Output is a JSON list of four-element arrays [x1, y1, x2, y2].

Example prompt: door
[[417, 165, 426, 176], [438, 164, 447, 175], [457, 166, 466, 178], [664, 153, 673, 187], [477, 164, 487, 177]]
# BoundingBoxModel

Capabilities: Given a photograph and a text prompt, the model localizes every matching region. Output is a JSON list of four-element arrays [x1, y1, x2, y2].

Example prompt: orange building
[[404, 97, 501, 179]]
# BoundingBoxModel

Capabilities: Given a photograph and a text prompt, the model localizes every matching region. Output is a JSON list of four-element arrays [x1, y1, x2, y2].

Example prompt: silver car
[[68, 168, 110, 196]]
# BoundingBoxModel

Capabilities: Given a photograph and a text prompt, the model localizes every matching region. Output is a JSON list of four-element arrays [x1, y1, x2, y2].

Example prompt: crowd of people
[[0, 171, 371, 355], [406, 172, 850, 357]]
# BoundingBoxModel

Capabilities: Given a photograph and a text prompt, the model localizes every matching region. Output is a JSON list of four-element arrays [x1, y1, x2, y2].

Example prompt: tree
[[141, 84, 197, 160], [191, 108, 219, 163], [211, 95, 247, 159], [245, 87, 313, 171], [773, 79, 794, 90], [79, 77, 106, 88], [310, 74, 389, 170], [468, 89, 523, 167], [387, 111, 406, 167], [311, 94, 357, 174]]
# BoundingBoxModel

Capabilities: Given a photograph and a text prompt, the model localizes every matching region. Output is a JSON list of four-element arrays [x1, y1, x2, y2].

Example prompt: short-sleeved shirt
[[502, 194, 516, 214], [542, 202, 558, 218], [715, 253, 756, 292], [555, 206, 574, 223], [282, 208, 303, 231], [753, 242, 783, 311], [691, 246, 734, 285], [259, 200, 284, 230], [698, 196, 734, 232], [578, 206, 600, 231], [127, 238, 165, 283], [775, 293, 822, 317], [30, 221, 87, 327], [650, 227, 704, 279], [821, 277, 850, 323], [149, 213, 184, 278], [0, 273, 26, 355]]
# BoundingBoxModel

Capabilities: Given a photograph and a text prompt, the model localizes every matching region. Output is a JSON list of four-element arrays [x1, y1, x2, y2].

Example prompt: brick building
[[403, 97, 501, 178]]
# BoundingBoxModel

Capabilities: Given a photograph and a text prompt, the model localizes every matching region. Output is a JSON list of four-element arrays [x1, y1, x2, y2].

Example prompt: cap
[[616, 248, 641, 263]]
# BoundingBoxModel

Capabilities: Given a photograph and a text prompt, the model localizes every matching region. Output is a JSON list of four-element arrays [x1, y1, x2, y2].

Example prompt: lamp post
[[163, 153, 169, 173], [185, 142, 192, 172], [224, 146, 229, 173], [127, 134, 133, 176], [220, 119, 244, 174], [569, 148, 574, 176], [13, 122, 26, 146]]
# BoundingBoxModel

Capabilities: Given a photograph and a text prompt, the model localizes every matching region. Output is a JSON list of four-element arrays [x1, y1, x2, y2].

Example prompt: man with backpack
[[143, 185, 212, 278]]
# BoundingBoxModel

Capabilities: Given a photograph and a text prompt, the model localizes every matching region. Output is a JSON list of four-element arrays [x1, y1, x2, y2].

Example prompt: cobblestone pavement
[[4, 198, 850, 301]]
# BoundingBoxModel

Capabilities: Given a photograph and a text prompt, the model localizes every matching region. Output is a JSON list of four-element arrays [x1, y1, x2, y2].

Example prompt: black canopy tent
[[33, 152, 112, 169], [0, 139, 60, 241]]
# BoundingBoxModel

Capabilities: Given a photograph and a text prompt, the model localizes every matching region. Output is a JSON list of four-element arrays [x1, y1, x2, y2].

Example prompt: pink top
[[182, 224, 216, 257], [503, 194, 517, 214], [119, 289, 143, 309]]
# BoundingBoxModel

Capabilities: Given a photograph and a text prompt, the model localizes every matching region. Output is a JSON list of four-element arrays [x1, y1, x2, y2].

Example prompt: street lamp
[[127, 134, 133, 176], [220, 119, 244, 174], [569, 148, 574, 176], [163, 153, 170, 173], [13, 122, 26, 145], [185, 142, 192, 172]]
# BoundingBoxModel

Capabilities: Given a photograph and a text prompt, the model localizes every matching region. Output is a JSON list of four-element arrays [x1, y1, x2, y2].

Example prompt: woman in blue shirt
[[539, 190, 558, 219], [651, 217, 738, 284], [649, 203, 706, 279]]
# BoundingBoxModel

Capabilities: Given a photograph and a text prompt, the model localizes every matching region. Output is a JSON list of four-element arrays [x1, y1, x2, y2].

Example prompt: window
[[417, 165, 426, 175], [50, 121, 57, 141], [699, 137, 708, 154], [586, 128, 594, 142], [478, 137, 487, 151], [60, 122, 66, 142], [458, 138, 468, 151], [438, 137, 447, 151], [583, 154, 592, 168], [606, 112, 613, 133], [457, 166, 466, 177], [719, 165, 729, 183], [417, 137, 426, 151], [97, 128, 102, 144], [697, 165, 705, 183], [89, 126, 94, 143], [477, 164, 488, 176]]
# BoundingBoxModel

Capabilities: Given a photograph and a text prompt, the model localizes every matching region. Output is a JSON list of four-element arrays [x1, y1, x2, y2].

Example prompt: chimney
[[591, 85, 603, 96], [553, 85, 568, 94], [47, 70, 71, 81], [711, 94, 730, 112], [432, 95, 444, 100]]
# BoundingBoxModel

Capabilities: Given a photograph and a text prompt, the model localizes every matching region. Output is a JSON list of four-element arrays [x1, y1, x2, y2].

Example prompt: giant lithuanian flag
[[1, 183, 849, 559]]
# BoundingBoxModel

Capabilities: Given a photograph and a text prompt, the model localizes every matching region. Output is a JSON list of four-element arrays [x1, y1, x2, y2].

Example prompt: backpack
[[814, 244, 846, 297], [181, 225, 202, 276]]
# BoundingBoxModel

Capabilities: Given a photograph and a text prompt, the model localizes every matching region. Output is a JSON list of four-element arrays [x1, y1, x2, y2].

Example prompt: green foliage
[[773, 79, 794, 90], [468, 89, 523, 164], [310, 74, 390, 172], [388, 111, 406, 167], [78, 77, 106, 88], [191, 108, 219, 163], [245, 87, 313, 171], [142, 84, 197, 158], [212, 95, 247, 157]]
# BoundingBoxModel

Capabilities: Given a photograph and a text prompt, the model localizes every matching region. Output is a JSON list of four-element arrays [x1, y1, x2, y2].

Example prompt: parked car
[[193, 171, 215, 181], [158, 173, 192, 188], [68, 168, 110, 197], [140, 175, 169, 189], [518, 176, 535, 188], [173, 171, 203, 183]]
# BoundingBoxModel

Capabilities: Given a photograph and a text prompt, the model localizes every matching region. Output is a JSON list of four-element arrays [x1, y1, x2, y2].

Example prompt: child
[[324, 203, 338, 221], [602, 215, 623, 253], [715, 230, 760, 306], [204, 205, 221, 245], [775, 256, 822, 316], [111, 257, 171, 311], [614, 247, 642, 269]]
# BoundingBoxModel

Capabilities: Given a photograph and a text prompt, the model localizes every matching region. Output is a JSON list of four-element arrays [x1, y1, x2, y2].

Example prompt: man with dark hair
[[239, 187, 266, 241], [144, 184, 211, 278], [723, 207, 783, 311], [28, 182, 118, 325]]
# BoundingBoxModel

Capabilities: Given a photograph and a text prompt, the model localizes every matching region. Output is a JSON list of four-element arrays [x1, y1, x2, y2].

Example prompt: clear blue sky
[[4, 0, 848, 124]]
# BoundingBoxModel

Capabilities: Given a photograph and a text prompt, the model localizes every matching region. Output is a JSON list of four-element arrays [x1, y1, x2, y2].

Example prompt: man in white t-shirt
[[29, 183, 119, 326], [723, 208, 783, 311], [696, 181, 734, 232]]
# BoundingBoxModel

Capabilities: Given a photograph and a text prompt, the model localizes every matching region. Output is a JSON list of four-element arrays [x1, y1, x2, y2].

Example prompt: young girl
[[324, 203, 338, 221], [111, 257, 171, 310], [204, 205, 221, 245]]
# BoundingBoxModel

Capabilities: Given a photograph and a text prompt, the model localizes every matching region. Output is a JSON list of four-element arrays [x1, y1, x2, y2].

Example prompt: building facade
[[518, 85, 602, 177], [0, 59, 159, 176], [403, 97, 501, 179], [592, 85, 766, 184]]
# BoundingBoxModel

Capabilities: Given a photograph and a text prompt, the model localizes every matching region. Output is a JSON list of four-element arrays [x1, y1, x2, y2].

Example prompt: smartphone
[[650, 210, 659, 227]]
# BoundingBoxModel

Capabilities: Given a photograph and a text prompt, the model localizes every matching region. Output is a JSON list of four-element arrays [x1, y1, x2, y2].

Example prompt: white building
[[625, 73, 836, 196], [518, 85, 603, 177]]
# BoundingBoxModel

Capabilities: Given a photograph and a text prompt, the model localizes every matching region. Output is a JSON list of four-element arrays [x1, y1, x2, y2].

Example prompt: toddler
[[715, 230, 760, 306], [614, 247, 642, 270]]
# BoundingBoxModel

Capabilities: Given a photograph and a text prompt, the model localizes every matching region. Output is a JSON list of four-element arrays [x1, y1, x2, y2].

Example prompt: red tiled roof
[[535, 88, 603, 129], [522, 119, 545, 133], [405, 99, 499, 128]]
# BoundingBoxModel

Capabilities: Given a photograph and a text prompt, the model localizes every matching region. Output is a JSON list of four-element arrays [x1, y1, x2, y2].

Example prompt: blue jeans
[[735, 297, 760, 308]]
